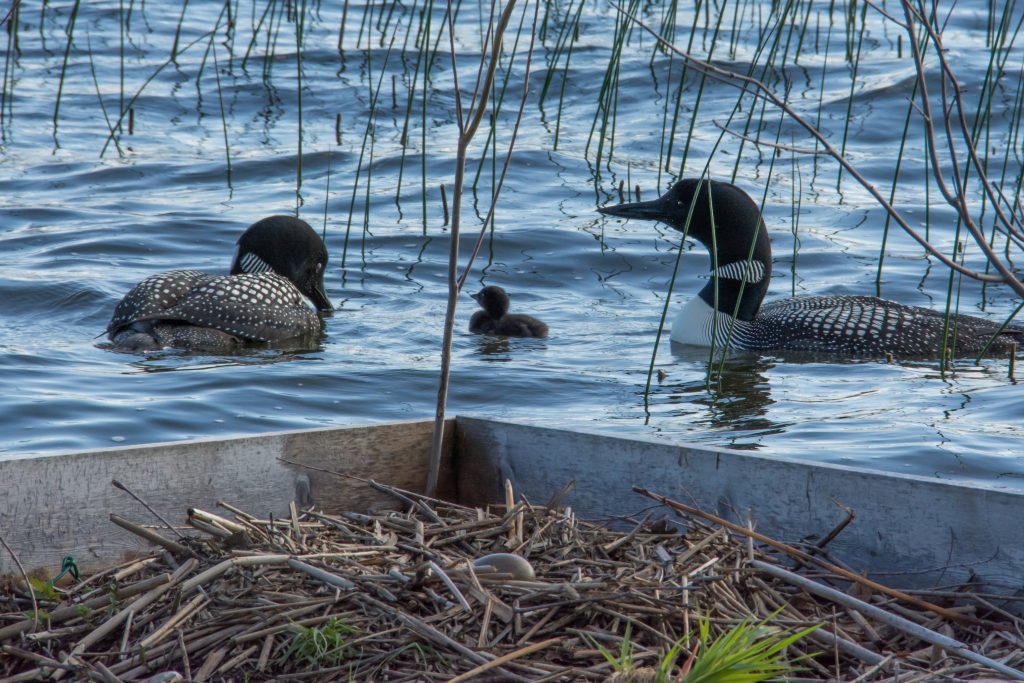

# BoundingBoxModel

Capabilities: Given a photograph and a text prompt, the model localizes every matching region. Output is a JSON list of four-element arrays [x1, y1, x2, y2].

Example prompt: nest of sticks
[[1, 481, 1022, 682]]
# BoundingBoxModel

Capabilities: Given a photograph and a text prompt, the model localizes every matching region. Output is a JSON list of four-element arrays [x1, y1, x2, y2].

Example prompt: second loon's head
[[598, 178, 773, 321], [230, 216, 332, 311]]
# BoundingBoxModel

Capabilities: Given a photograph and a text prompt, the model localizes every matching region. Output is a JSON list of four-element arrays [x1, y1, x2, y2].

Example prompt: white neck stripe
[[239, 252, 274, 274], [711, 260, 765, 283]]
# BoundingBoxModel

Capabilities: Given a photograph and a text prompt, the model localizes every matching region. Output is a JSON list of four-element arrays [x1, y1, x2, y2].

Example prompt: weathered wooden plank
[[0, 419, 454, 576], [455, 416, 1024, 593], [7, 414, 1023, 595]]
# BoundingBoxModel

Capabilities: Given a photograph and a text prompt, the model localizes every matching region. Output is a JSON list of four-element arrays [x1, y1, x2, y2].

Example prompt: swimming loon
[[599, 178, 1024, 357], [107, 216, 332, 351], [470, 286, 549, 338]]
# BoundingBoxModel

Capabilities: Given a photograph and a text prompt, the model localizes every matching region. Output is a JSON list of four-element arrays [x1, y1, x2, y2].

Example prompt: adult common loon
[[107, 216, 332, 351], [470, 285, 549, 338], [599, 178, 1024, 357]]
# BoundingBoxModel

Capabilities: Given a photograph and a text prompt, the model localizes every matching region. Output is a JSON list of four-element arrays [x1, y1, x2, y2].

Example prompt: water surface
[[1, 0, 1022, 489]]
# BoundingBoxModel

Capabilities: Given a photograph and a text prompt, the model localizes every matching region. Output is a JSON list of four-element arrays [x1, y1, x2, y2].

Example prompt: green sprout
[[594, 612, 820, 682], [279, 617, 361, 669]]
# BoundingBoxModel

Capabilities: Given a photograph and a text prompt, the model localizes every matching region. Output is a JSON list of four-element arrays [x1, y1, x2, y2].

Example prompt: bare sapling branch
[[427, 0, 533, 497]]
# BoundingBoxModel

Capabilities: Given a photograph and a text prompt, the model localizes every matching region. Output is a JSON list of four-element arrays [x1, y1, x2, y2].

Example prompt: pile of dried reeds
[[1, 482, 1022, 682]]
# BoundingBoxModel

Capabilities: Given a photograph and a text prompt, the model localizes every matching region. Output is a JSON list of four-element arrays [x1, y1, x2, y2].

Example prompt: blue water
[[2, 0, 1022, 489]]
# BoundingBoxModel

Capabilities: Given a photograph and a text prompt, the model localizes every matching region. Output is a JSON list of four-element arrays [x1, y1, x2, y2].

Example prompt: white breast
[[670, 296, 750, 349], [671, 296, 716, 346]]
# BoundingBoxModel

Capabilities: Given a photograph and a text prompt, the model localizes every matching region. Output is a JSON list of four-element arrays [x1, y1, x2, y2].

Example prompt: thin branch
[[457, 0, 541, 292], [609, 1, 1024, 297], [901, 0, 1024, 289], [714, 123, 829, 156], [428, 0, 528, 497]]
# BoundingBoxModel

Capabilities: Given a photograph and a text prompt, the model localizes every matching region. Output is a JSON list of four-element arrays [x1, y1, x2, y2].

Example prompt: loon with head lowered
[[599, 178, 1024, 358], [107, 216, 331, 352]]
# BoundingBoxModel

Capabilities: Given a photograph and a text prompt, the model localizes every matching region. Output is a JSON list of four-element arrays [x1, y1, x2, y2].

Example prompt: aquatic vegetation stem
[[212, 45, 233, 188], [341, 32, 398, 271], [100, 30, 219, 157], [427, 0, 529, 497], [296, 0, 308, 194], [52, 0, 81, 138]]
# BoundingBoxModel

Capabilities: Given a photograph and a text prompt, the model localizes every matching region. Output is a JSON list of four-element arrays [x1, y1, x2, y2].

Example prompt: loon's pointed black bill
[[310, 279, 332, 311], [597, 195, 671, 223]]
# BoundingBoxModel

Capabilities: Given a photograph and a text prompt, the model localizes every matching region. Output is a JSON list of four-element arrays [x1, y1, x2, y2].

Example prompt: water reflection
[[472, 336, 549, 360], [658, 348, 780, 443], [475, 336, 512, 358], [102, 336, 328, 374]]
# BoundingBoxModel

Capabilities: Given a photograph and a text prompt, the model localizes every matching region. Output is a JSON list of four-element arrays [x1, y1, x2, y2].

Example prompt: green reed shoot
[[640, 170, 717, 414], [394, 3, 428, 215], [52, 0, 81, 137], [337, 0, 351, 51], [296, 0, 308, 194], [939, 232, 967, 375], [727, 1, 794, 183], [471, 0, 531, 192], [792, 0, 815, 64], [262, 0, 286, 80], [172, 0, 190, 60], [2, 3, 19, 131], [876, 76, 923, 295], [241, 0, 276, 68], [86, 33, 125, 158], [659, 0, 703, 180], [537, 0, 584, 150], [118, 0, 125, 136], [212, 44, 233, 188], [678, 0, 727, 179], [790, 149, 801, 297], [342, 29, 398, 271], [195, 4, 232, 88], [712, 120, 784, 382], [811, 16, 833, 182], [585, 0, 639, 173], [100, 28, 220, 158], [836, 0, 867, 191], [279, 617, 359, 669]]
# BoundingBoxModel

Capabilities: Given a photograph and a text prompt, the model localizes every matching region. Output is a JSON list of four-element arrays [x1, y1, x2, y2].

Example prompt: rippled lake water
[[2, 0, 1022, 489]]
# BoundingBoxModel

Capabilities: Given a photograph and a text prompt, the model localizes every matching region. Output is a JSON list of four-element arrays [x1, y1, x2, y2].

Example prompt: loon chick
[[599, 178, 1024, 357], [470, 286, 549, 338], [107, 216, 331, 351]]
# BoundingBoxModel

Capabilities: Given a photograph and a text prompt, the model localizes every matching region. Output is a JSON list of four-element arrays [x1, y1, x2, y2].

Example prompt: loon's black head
[[598, 178, 773, 321], [598, 179, 770, 263], [231, 216, 332, 311], [472, 285, 511, 318]]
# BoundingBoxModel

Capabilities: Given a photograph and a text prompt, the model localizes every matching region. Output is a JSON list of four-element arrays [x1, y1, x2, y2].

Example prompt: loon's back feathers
[[107, 270, 209, 338], [107, 216, 330, 352], [753, 295, 1022, 356], [599, 179, 1022, 358], [109, 271, 319, 343]]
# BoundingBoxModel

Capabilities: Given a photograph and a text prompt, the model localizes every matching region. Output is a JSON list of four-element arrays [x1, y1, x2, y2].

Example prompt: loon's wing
[[107, 270, 210, 337], [757, 295, 1020, 356], [132, 273, 320, 342]]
